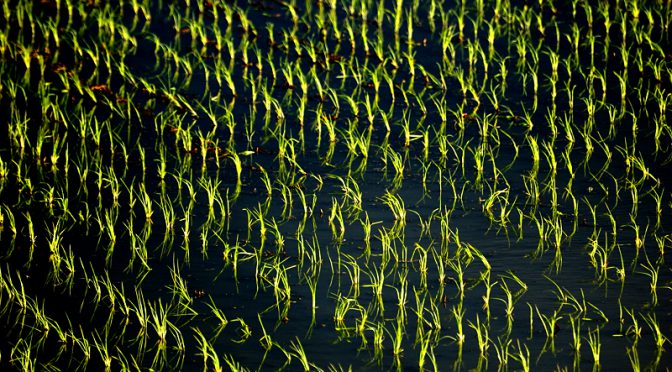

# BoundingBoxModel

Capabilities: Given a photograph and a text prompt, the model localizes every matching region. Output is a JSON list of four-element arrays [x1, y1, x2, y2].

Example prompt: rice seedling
[[388, 317, 405, 357], [536, 306, 562, 350], [627, 343, 641, 372], [468, 314, 490, 355], [288, 336, 315, 372], [511, 339, 531, 372], [643, 313, 669, 350], [333, 294, 361, 330], [569, 316, 582, 352], [193, 327, 223, 372], [638, 255, 666, 307], [495, 275, 525, 322], [586, 326, 601, 367], [450, 303, 466, 346]]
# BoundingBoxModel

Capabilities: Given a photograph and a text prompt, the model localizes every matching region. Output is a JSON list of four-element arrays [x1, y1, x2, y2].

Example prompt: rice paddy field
[[1, 0, 672, 370]]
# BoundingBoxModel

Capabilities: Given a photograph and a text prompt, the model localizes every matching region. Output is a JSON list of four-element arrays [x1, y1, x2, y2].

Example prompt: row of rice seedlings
[[15, 0, 660, 284], [119, 20, 660, 244]]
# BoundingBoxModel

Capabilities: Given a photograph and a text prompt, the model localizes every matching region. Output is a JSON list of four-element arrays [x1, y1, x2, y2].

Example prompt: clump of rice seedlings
[[638, 255, 664, 307], [336, 250, 357, 292], [585, 326, 601, 367], [495, 272, 526, 323], [468, 314, 490, 355], [510, 339, 531, 372], [193, 327, 223, 371], [378, 190, 407, 236], [450, 303, 466, 346], [569, 316, 582, 353], [388, 317, 405, 357], [333, 294, 362, 330], [492, 335, 512, 370], [643, 313, 669, 351], [627, 344, 641, 372], [536, 306, 562, 351]]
